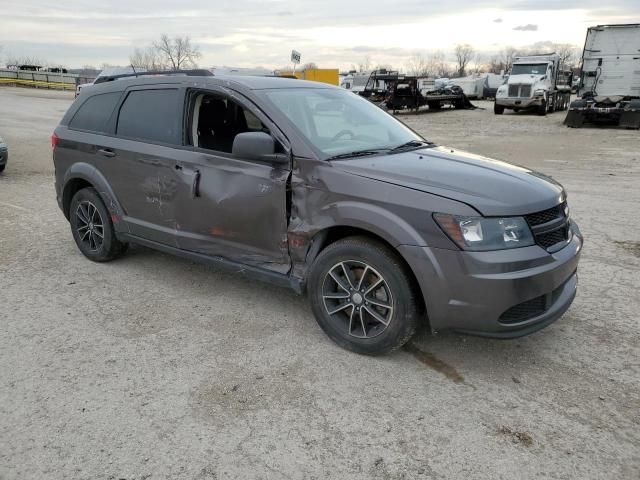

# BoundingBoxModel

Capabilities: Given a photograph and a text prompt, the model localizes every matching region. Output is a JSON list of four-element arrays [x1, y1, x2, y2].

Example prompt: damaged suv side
[[53, 74, 583, 355]]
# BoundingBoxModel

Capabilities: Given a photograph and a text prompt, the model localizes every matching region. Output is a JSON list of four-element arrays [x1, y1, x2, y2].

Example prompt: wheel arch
[[61, 163, 125, 225], [301, 224, 427, 322]]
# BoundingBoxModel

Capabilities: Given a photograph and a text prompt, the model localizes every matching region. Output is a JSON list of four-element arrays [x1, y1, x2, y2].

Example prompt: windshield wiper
[[327, 149, 388, 161], [388, 140, 434, 153]]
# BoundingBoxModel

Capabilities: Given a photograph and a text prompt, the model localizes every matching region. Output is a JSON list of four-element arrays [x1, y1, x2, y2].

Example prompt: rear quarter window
[[69, 92, 121, 133], [116, 89, 182, 145]]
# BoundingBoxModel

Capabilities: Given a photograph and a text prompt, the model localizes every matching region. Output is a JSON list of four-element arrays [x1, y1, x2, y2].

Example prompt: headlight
[[433, 214, 535, 251], [534, 89, 546, 96]]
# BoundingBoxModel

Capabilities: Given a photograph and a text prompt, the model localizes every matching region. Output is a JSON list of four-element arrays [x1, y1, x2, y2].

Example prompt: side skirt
[[118, 233, 304, 294]]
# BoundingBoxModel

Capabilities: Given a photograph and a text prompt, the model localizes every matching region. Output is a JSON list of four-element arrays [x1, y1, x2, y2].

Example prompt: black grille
[[521, 85, 532, 97], [508, 84, 519, 97], [525, 203, 570, 251], [499, 278, 570, 325], [525, 204, 564, 226], [499, 295, 546, 324], [537, 227, 569, 249]]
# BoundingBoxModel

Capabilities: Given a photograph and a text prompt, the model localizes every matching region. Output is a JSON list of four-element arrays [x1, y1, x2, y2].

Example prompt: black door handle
[[98, 148, 116, 158], [191, 169, 201, 198]]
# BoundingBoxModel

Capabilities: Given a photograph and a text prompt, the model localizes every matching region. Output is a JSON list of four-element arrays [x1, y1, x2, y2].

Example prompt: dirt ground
[[0, 87, 639, 479]]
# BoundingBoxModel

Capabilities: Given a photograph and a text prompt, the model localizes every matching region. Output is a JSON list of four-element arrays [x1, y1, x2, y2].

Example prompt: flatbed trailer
[[384, 77, 471, 113]]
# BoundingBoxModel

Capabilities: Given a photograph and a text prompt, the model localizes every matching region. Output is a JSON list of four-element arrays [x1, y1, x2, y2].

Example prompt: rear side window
[[69, 92, 121, 133], [116, 89, 182, 145]]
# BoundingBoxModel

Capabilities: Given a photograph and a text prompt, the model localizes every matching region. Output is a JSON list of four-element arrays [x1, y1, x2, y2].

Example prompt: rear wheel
[[308, 237, 420, 355], [69, 187, 128, 262], [494, 103, 505, 115]]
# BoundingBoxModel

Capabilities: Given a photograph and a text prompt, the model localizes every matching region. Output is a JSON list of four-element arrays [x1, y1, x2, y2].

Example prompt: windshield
[[260, 88, 423, 159], [511, 63, 549, 75]]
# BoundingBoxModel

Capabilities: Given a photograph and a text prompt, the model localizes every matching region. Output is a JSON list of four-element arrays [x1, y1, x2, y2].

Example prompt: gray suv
[[53, 73, 583, 355]]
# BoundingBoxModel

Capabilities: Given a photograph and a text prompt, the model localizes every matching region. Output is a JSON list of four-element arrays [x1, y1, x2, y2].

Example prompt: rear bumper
[[398, 222, 583, 338]]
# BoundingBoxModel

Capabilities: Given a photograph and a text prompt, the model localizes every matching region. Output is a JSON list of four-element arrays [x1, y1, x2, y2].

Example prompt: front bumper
[[496, 97, 543, 108], [399, 222, 583, 338]]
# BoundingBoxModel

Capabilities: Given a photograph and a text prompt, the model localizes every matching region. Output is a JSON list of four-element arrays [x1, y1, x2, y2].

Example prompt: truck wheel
[[494, 103, 504, 115], [307, 237, 420, 355], [69, 187, 128, 262], [537, 101, 547, 116]]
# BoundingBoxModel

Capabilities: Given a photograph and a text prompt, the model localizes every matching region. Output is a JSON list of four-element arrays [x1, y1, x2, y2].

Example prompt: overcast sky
[[1, 1, 639, 69]]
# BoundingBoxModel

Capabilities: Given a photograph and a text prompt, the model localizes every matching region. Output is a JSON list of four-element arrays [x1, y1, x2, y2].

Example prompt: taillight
[[51, 134, 59, 149]]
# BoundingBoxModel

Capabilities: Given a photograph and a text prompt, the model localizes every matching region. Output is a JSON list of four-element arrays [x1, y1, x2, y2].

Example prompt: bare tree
[[302, 62, 318, 70], [5, 54, 46, 67], [469, 53, 486, 75], [357, 55, 372, 73], [426, 51, 450, 77], [153, 34, 201, 70], [499, 46, 518, 73], [454, 44, 475, 77], [552, 43, 580, 68], [406, 54, 429, 77], [130, 47, 166, 71]]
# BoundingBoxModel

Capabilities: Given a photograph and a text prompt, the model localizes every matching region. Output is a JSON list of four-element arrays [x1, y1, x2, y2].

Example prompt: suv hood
[[332, 146, 565, 216]]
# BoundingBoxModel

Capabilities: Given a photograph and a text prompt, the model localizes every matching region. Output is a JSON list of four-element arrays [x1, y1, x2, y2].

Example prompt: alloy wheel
[[75, 200, 104, 252], [321, 260, 394, 339]]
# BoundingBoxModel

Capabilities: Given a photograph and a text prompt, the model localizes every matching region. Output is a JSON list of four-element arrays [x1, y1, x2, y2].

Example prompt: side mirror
[[232, 132, 288, 164]]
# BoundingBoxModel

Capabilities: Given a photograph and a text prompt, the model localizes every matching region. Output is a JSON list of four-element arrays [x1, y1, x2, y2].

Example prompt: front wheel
[[494, 103, 505, 115], [308, 237, 420, 355], [537, 100, 547, 116]]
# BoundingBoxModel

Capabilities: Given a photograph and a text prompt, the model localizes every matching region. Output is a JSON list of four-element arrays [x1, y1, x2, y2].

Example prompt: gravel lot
[[1, 86, 639, 479]]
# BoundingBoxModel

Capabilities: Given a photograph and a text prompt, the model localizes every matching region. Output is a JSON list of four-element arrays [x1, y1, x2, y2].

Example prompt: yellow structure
[[279, 68, 339, 86]]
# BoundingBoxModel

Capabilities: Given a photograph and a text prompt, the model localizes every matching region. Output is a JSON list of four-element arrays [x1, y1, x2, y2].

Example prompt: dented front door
[[174, 150, 291, 273]]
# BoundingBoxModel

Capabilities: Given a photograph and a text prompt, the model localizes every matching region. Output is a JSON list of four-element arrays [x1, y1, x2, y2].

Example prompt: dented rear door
[[102, 85, 186, 246]]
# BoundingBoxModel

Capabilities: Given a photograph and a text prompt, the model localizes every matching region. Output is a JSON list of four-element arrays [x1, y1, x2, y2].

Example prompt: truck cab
[[495, 53, 572, 115]]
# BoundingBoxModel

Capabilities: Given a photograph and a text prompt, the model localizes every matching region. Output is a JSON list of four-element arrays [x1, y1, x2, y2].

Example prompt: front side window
[[260, 88, 422, 158], [69, 92, 121, 133], [191, 93, 267, 154], [116, 89, 182, 144]]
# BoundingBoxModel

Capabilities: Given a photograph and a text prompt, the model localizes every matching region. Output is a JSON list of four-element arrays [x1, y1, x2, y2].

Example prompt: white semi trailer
[[565, 24, 640, 129], [494, 53, 572, 115]]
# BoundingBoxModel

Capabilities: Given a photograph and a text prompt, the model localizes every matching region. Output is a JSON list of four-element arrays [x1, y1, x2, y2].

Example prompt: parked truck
[[494, 53, 572, 115], [565, 24, 640, 129]]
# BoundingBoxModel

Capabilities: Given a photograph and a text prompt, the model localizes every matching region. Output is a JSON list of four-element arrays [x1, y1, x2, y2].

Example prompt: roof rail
[[94, 69, 213, 84]]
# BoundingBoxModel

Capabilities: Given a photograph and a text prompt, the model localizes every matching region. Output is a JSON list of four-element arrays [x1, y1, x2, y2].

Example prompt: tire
[[69, 187, 128, 262], [494, 103, 505, 115], [537, 101, 547, 116], [307, 236, 420, 355], [0, 164, 5, 173]]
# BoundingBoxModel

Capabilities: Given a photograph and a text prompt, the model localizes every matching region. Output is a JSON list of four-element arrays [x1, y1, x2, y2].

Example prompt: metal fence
[[0, 69, 96, 91]]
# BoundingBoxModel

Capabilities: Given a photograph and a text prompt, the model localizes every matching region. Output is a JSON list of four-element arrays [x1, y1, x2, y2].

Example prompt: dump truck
[[494, 53, 572, 115], [565, 24, 640, 129]]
